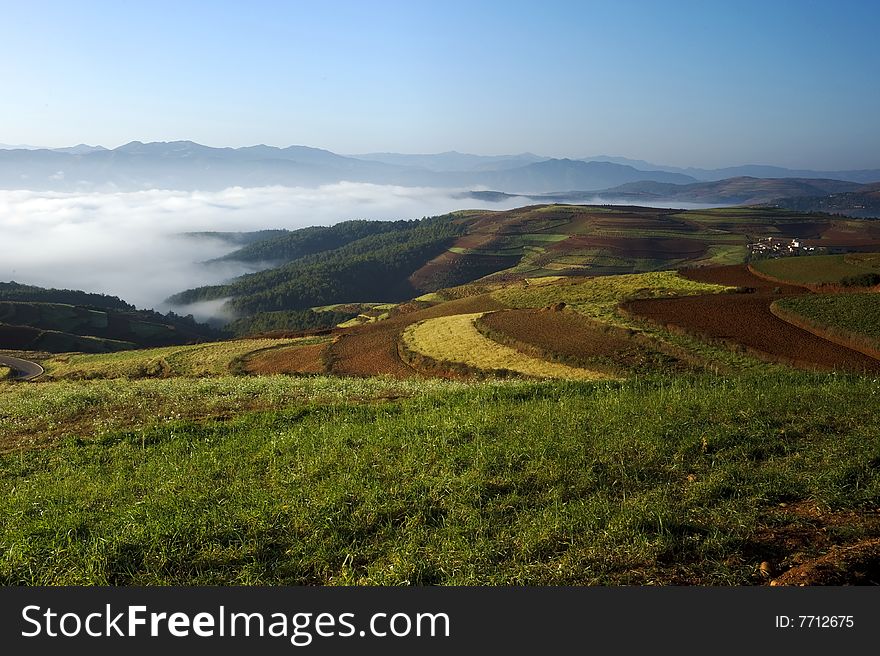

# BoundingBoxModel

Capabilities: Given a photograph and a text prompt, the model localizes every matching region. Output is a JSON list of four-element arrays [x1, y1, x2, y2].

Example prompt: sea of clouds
[[0, 183, 531, 313]]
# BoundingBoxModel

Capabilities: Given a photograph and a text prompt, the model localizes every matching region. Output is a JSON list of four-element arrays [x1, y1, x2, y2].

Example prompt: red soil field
[[477, 309, 690, 374], [326, 294, 506, 378], [679, 264, 807, 294], [550, 235, 708, 259], [624, 292, 880, 372], [244, 343, 328, 375], [590, 213, 700, 233], [408, 250, 518, 291], [466, 207, 574, 235]]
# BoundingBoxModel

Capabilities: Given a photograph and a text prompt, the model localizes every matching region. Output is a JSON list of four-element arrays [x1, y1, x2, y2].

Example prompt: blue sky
[[2, 0, 878, 168]]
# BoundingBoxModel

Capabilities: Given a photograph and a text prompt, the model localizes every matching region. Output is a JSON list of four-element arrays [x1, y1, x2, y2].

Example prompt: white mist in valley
[[0, 183, 530, 313]]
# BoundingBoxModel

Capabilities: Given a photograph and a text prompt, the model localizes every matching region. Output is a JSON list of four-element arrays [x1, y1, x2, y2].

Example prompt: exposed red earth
[[476, 308, 691, 374], [548, 235, 708, 259], [326, 295, 506, 378], [626, 265, 880, 372], [243, 343, 328, 375]]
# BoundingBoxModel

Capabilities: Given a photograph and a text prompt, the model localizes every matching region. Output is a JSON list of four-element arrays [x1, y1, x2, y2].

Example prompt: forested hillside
[[170, 214, 467, 314]]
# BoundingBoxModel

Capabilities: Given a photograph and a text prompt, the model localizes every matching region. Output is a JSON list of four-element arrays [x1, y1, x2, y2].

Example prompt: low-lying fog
[[0, 184, 521, 312], [0, 183, 720, 316]]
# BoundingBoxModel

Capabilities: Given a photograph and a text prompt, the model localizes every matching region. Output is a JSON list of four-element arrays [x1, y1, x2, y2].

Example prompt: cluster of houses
[[748, 237, 817, 258]]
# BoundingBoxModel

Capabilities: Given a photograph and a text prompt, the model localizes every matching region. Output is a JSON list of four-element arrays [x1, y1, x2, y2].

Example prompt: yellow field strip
[[401, 312, 608, 380]]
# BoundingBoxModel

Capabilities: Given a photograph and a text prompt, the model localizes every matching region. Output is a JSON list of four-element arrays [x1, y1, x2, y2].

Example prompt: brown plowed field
[[549, 235, 707, 258], [768, 221, 828, 239], [591, 213, 700, 233], [624, 293, 880, 372], [408, 250, 518, 291], [243, 343, 328, 375], [326, 294, 506, 378], [679, 264, 807, 293], [477, 309, 690, 374]]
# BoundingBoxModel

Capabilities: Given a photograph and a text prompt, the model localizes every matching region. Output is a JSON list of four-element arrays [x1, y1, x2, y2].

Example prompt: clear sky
[[2, 0, 878, 169]]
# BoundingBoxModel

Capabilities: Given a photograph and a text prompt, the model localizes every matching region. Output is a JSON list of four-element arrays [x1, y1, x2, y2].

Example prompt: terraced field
[[42, 338, 308, 379], [491, 270, 730, 325], [750, 252, 880, 287], [625, 294, 880, 372], [402, 313, 606, 380], [326, 295, 505, 378], [626, 265, 880, 372], [243, 341, 330, 375], [476, 308, 691, 375], [772, 293, 880, 359]]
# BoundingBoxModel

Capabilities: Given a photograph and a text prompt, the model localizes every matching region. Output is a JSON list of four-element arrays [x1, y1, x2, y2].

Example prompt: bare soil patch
[[326, 294, 505, 378], [549, 236, 708, 259], [623, 293, 880, 372], [477, 308, 690, 374], [243, 343, 328, 375], [743, 502, 880, 585], [770, 539, 880, 585], [679, 264, 806, 293]]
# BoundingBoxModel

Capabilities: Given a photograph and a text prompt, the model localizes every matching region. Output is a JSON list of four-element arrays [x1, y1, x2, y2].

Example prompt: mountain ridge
[[1, 141, 878, 193]]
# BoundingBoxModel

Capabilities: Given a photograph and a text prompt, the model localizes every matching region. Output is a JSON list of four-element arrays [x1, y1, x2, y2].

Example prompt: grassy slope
[[401, 312, 606, 380], [41, 338, 322, 380], [772, 294, 880, 358], [751, 253, 880, 285], [775, 294, 880, 341], [2, 374, 879, 585], [489, 270, 768, 372], [167, 205, 880, 319], [4, 243, 880, 586]]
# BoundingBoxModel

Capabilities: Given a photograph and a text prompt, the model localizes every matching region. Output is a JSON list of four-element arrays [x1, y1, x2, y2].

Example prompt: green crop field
[[751, 253, 880, 286], [773, 293, 880, 354], [42, 338, 311, 380], [491, 270, 729, 324], [2, 373, 879, 585]]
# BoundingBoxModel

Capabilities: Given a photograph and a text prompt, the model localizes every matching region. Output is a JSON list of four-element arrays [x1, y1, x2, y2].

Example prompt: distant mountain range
[[468, 177, 880, 218], [1, 141, 879, 195]]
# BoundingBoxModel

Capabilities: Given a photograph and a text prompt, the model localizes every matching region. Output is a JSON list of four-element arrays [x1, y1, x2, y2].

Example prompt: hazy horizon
[[3, 139, 880, 173]]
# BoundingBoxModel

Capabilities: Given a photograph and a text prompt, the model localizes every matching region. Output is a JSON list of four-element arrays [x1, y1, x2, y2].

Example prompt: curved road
[[0, 355, 44, 381]]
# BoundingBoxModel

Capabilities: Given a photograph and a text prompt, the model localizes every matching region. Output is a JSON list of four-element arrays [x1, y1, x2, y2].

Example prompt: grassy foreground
[[2, 372, 879, 585]]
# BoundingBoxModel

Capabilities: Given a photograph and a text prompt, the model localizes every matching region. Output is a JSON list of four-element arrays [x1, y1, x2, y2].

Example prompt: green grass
[[491, 270, 729, 324], [0, 366, 11, 381], [42, 338, 309, 379], [490, 270, 777, 373], [773, 294, 880, 351], [751, 253, 880, 285], [696, 245, 749, 267], [0, 375, 460, 451], [2, 373, 879, 585]]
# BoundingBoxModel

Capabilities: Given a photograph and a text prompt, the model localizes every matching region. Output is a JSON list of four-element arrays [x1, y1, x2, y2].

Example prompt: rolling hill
[[168, 205, 880, 323], [766, 182, 880, 218], [591, 177, 865, 204], [0, 282, 222, 353]]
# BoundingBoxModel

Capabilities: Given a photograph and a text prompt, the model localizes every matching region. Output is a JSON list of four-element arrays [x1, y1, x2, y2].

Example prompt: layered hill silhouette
[[0, 282, 221, 353], [2, 141, 879, 197]]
